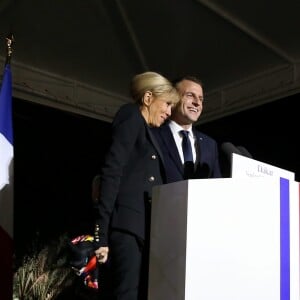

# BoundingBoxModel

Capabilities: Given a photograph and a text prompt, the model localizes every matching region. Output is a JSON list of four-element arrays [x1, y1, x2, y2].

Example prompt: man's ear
[[142, 91, 153, 106]]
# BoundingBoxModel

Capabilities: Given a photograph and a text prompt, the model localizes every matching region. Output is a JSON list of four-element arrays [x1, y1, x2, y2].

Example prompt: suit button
[[151, 154, 157, 160], [148, 176, 155, 182]]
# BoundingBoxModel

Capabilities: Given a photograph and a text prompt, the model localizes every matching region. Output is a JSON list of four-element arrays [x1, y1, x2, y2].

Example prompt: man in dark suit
[[152, 76, 221, 182]]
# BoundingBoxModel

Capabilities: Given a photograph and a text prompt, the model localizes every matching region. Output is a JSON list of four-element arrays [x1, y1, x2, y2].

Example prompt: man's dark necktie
[[180, 130, 194, 179]]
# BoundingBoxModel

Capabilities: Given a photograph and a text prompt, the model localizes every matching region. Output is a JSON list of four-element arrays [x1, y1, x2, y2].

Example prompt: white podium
[[148, 177, 300, 300]]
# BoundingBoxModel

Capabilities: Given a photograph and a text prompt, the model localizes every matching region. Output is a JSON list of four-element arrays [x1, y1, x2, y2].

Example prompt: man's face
[[172, 79, 204, 125]]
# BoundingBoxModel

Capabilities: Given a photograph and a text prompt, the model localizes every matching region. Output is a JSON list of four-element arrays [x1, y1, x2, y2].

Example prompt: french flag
[[0, 63, 13, 299]]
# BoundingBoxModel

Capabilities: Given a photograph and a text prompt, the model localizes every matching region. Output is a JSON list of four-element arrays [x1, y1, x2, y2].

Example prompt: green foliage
[[13, 234, 75, 300]]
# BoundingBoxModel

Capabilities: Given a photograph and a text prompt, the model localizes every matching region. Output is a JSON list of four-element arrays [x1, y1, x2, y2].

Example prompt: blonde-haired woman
[[94, 71, 179, 299]]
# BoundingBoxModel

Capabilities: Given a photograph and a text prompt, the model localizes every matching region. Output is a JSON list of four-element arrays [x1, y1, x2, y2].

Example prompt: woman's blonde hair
[[130, 71, 179, 105]]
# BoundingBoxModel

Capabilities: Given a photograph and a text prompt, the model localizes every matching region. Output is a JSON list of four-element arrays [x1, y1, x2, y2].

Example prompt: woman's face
[[147, 95, 173, 127]]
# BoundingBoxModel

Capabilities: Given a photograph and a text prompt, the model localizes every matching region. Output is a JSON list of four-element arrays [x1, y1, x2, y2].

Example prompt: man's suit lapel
[[160, 125, 184, 175], [193, 129, 211, 178], [193, 129, 204, 165]]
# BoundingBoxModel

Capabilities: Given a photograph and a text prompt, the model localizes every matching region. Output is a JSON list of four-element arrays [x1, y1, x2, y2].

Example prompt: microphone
[[236, 146, 252, 158], [221, 142, 242, 161], [220, 142, 241, 178]]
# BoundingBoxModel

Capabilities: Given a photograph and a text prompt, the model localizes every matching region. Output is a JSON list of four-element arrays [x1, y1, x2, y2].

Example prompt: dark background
[[13, 94, 299, 261]]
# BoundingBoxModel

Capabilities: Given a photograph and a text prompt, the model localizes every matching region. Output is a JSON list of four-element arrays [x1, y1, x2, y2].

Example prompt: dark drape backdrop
[[14, 99, 111, 261], [13, 93, 299, 262]]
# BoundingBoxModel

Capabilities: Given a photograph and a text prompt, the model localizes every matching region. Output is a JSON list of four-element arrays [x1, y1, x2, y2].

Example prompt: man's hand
[[95, 246, 109, 263]]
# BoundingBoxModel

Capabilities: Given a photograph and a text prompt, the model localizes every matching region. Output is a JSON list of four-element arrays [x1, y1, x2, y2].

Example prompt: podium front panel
[[148, 178, 300, 300]]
